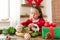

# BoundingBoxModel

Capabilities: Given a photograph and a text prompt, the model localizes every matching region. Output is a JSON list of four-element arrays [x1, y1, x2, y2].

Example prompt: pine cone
[[45, 32, 53, 40]]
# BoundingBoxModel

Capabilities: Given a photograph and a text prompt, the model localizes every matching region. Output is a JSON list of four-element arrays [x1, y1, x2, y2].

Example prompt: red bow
[[50, 26, 54, 39], [34, 0, 43, 7]]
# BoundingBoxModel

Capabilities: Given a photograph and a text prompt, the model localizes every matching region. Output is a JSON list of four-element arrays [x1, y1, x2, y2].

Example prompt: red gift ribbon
[[27, 0, 32, 6], [34, 0, 43, 7], [50, 26, 54, 39]]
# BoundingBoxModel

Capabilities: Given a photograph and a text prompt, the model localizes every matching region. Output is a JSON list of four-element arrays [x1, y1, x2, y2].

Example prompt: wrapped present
[[42, 27, 60, 39]]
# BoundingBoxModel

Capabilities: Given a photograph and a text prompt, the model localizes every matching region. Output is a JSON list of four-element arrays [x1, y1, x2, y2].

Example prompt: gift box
[[42, 27, 60, 39]]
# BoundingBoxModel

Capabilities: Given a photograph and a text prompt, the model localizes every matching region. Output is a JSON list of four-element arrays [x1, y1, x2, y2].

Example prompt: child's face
[[31, 8, 40, 19]]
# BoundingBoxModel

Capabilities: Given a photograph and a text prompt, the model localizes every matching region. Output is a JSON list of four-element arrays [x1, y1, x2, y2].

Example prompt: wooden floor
[[0, 35, 60, 40], [30, 36, 42, 40]]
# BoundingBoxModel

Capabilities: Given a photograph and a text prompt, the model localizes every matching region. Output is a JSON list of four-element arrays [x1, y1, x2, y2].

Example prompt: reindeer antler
[[27, 0, 43, 7], [34, 0, 43, 7], [27, 0, 32, 6]]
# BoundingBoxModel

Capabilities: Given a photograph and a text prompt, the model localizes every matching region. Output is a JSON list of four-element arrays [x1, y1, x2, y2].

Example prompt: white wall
[[9, 0, 52, 26], [20, 0, 52, 23], [0, 0, 8, 19], [45, 0, 52, 23], [10, 0, 20, 26]]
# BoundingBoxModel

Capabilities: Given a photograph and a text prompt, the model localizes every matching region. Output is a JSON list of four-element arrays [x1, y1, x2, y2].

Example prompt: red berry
[[44, 22, 50, 27], [6, 35, 9, 38], [50, 22, 56, 27]]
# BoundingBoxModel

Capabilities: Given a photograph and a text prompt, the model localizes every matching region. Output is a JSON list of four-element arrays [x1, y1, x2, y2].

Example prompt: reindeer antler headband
[[26, 0, 43, 7], [26, 0, 43, 12]]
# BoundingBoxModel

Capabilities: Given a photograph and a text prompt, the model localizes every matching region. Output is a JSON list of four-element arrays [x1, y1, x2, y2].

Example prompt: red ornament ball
[[50, 22, 56, 27], [44, 22, 50, 27]]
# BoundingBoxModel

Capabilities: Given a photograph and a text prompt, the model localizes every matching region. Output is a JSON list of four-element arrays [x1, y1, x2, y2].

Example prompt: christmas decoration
[[27, 0, 32, 6], [34, 0, 43, 7], [2, 27, 16, 35], [44, 22, 50, 27], [50, 22, 56, 27], [21, 26, 27, 33], [6, 35, 11, 40], [16, 25, 40, 39], [50, 26, 54, 39], [7, 27, 16, 35], [42, 27, 60, 39], [44, 22, 57, 27], [31, 24, 39, 31], [2, 29, 8, 35], [27, 0, 43, 7], [31, 31, 40, 37], [45, 32, 53, 40], [24, 33, 31, 40]]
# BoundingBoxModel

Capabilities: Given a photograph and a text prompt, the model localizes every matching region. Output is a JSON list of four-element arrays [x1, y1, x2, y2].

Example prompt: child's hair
[[38, 10, 43, 18], [32, 6, 43, 18]]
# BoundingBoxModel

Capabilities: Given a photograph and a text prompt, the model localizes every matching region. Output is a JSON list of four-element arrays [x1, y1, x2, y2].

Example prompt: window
[[0, 0, 10, 20]]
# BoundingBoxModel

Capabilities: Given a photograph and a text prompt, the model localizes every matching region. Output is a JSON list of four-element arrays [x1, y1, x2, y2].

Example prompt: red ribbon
[[27, 0, 32, 6], [34, 0, 43, 7], [50, 26, 54, 39]]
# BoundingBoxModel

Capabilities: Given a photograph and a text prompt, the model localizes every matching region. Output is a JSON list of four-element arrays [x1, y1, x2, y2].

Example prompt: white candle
[[22, 0, 26, 4]]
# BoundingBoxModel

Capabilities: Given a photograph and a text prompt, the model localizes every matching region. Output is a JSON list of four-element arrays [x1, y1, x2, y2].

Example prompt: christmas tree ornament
[[44, 22, 50, 27], [50, 22, 56, 27], [24, 33, 31, 40], [6, 35, 11, 40]]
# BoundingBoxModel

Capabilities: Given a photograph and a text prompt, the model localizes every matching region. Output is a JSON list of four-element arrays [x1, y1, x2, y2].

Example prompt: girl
[[20, 7, 45, 32]]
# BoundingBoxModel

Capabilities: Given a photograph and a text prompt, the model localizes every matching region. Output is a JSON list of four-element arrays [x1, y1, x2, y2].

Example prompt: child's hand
[[28, 23, 34, 28], [27, 31, 33, 34], [17, 24, 23, 32], [17, 27, 22, 32], [29, 31, 33, 33]]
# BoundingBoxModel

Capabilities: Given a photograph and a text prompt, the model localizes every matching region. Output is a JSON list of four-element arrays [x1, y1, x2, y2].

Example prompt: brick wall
[[52, 0, 60, 26]]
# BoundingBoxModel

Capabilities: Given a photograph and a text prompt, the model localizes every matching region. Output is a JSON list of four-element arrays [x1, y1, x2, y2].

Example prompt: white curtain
[[45, 0, 52, 22], [0, 0, 20, 27], [0, 0, 8, 19], [10, 0, 20, 26]]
